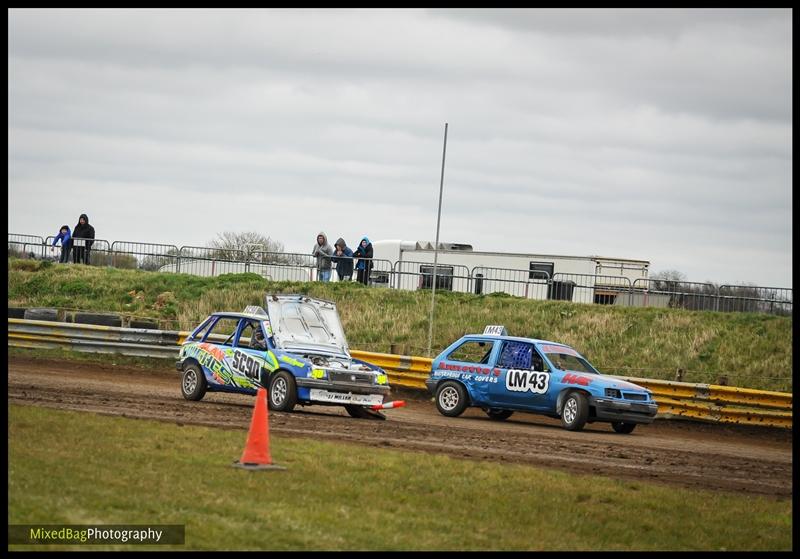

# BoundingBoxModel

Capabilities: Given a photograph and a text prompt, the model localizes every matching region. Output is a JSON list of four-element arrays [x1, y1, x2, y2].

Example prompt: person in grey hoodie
[[311, 232, 334, 281]]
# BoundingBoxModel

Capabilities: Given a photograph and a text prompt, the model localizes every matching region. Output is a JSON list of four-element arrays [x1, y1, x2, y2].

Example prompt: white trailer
[[371, 240, 650, 304]]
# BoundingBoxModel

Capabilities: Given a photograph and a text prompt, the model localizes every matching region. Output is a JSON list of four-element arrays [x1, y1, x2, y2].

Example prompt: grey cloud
[[8, 8, 792, 287]]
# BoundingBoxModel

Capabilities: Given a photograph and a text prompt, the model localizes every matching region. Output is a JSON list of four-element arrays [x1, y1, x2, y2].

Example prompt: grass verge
[[8, 405, 792, 551]]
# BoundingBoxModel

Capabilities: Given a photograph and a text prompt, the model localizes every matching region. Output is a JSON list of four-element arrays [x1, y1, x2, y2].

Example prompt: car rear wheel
[[435, 381, 469, 417], [560, 391, 588, 431], [268, 371, 297, 412], [611, 421, 637, 434], [181, 363, 207, 401]]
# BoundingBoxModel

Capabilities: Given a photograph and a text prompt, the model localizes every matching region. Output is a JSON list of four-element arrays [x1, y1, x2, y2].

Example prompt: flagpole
[[427, 122, 448, 357]]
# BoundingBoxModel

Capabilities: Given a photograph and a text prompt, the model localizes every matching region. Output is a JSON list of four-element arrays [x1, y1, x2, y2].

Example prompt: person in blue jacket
[[51, 225, 72, 263], [352, 236, 373, 285]]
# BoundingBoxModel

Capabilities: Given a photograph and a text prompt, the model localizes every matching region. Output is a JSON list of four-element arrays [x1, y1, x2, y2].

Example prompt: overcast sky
[[8, 8, 792, 287]]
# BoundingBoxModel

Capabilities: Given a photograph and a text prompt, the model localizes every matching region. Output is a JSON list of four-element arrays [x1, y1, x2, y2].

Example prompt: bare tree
[[207, 232, 286, 262], [650, 269, 687, 283]]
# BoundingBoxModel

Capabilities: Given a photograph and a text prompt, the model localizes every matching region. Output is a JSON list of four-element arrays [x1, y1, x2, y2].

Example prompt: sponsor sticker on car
[[309, 390, 384, 406]]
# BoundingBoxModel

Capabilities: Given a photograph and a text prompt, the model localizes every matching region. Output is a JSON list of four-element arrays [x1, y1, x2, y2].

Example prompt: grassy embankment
[[8, 405, 792, 551], [7, 258, 792, 391]]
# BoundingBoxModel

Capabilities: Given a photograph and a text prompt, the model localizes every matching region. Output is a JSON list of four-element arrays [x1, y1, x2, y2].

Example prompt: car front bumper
[[590, 396, 658, 424], [295, 377, 391, 396]]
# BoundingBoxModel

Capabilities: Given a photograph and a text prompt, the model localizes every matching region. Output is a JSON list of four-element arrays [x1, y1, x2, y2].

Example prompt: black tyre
[[74, 312, 123, 327], [181, 362, 207, 401], [560, 391, 589, 431], [344, 405, 386, 420], [485, 408, 514, 421], [435, 381, 469, 417], [611, 422, 637, 434], [268, 371, 298, 412]]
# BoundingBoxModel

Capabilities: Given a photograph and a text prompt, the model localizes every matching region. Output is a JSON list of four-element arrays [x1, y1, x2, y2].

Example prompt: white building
[[370, 240, 650, 304]]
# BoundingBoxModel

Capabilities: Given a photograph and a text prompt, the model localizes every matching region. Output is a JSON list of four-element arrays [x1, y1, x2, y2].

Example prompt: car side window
[[498, 341, 534, 370], [205, 317, 240, 345], [238, 321, 266, 350], [447, 340, 495, 364]]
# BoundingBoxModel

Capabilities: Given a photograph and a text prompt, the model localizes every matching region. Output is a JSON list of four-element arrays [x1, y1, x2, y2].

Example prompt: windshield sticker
[[506, 369, 550, 394], [539, 344, 579, 357]]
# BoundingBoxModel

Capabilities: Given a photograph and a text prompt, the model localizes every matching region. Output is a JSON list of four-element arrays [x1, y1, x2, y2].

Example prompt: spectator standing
[[331, 238, 354, 281], [72, 213, 95, 265], [353, 236, 373, 285], [51, 225, 72, 263], [311, 232, 334, 282]]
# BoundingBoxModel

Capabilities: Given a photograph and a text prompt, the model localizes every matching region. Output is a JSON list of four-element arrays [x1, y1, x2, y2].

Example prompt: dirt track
[[8, 356, 793, 498]]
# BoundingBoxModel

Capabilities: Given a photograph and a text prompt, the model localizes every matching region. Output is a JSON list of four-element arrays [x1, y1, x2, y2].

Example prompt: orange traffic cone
[[233, 386, 285, 470]]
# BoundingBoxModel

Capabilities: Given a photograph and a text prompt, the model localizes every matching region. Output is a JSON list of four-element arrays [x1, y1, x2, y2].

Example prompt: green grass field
[[7, 258, 793, 391], [8, 405, 792, 551]]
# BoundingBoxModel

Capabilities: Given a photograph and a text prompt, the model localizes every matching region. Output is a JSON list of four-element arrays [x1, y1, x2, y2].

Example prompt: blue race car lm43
[[426, 326, 658, 433], [176, 295, 394, 419]]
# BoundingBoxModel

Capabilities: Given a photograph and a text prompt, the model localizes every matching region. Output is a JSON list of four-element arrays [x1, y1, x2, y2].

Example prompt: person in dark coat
[[352, 236, 373, 285], [51, 225, 72, 263], [72, 213, 95, 265], [331, 238, 354, 281]]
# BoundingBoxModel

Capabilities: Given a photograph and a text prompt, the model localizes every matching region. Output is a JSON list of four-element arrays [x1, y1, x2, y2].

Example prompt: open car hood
[[265, 294, 350, 358]]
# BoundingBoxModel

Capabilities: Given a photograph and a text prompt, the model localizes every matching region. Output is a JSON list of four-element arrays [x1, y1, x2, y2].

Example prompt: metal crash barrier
[[8, 318, 792, 429]]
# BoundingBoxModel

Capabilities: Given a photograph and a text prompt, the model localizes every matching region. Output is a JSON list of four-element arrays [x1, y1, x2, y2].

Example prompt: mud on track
[[8, 356, 792, 499]]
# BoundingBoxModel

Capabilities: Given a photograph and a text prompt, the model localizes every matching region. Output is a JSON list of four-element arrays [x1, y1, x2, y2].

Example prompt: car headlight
[[310, 368, 326, 379], [604, 388, 621, 399], [376, 374, 388, 385]]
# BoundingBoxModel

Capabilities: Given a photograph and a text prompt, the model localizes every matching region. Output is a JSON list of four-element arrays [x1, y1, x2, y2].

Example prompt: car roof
[[209, 312, 268, 321], [459, 333, 574, 349]]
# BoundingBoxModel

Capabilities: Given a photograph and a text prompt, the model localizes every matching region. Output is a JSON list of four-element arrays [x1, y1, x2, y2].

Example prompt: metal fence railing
[[174, 246, 249, 277], [44, 237, 111, 266], [550, 273, 633, 305], [717, 285, 793, 316], [248, 251, 315, 282], [8, 233, 792, 316], [110, 241, 180, 271], [470, 266, 549, 299], [630, 279, 719, 311], [394, 261, 472, 293]]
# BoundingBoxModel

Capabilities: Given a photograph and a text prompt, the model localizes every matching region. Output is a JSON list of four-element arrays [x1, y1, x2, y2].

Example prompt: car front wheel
[[268, 371, 298, 412], [435, 381, 469, 417], [560, 391, 588, 431], [181, 363, 207, 401], [611, 421, 637, 434]]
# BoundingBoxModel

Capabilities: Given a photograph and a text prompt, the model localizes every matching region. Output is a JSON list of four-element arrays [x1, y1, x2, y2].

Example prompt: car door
[[490, 340, 552, 410], [196, 315, 241, 387], [229, 319, 271, 388], [438, 338, 498, 404]]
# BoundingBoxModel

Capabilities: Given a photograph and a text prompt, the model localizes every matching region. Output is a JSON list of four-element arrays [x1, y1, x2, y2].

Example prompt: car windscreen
[[544, 352, 599, 374]]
